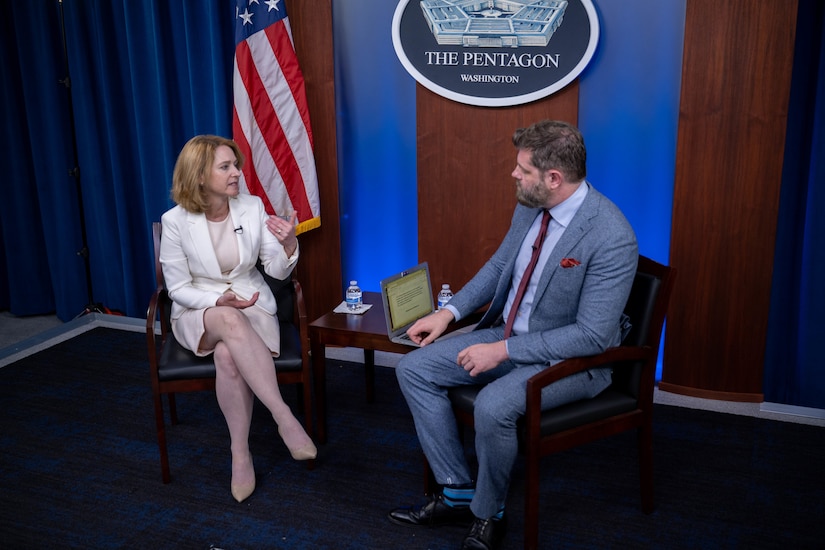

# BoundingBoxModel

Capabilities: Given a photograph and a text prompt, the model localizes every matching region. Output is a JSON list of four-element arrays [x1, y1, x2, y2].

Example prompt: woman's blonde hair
[[171, 135, 244, 213]]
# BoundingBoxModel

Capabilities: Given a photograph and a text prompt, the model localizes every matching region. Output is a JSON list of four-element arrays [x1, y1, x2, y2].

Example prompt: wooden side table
[[309, 291, 413, 444]]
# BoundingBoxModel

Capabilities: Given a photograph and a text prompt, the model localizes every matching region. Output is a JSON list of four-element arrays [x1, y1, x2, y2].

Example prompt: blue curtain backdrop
[[0, 0, 233, 320], [764, 0, 825, 410], [1, 1, 823, 409], [0, 2, 85, 317], [63, 1, 234, 319]]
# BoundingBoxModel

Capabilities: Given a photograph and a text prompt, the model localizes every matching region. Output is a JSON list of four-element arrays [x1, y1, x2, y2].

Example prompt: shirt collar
[[548, 180, 589, 228]]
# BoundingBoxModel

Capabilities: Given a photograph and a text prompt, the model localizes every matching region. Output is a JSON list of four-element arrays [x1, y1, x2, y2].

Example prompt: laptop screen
[[384, 265, 433, 332]]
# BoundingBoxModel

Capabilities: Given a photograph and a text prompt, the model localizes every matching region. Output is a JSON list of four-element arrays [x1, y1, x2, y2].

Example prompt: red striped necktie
[[503, 210, 551, 338]]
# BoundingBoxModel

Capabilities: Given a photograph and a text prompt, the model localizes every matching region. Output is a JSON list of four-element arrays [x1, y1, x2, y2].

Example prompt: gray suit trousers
[[395, 326, 611, 519]]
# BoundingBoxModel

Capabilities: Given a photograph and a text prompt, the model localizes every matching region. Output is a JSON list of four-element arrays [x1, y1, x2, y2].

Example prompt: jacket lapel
[[480, 207, 543, 326], [186, 211, 222, 278], [495, 207, 541, 301], [532, 187, 600, 305]]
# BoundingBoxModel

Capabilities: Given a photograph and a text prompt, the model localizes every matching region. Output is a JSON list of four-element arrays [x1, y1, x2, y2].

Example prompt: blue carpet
[[0, 328, 823, 549]]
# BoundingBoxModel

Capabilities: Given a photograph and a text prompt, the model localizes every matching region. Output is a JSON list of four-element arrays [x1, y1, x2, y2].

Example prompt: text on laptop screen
[[385, 268, 433, 331]]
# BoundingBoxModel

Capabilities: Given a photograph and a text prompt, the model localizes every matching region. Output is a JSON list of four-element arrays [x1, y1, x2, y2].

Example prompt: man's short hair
[[512, 120, 586, 182]]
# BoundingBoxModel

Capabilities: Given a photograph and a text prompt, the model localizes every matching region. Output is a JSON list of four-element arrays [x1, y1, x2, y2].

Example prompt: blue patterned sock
[[441, 485, 474, 508]]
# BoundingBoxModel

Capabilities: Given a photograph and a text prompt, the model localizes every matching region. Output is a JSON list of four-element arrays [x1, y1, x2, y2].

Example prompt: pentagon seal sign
[[392, 0, 600, 107]]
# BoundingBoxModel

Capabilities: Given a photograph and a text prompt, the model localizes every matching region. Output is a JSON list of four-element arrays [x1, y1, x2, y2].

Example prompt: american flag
[[232, 0, 320, 234]]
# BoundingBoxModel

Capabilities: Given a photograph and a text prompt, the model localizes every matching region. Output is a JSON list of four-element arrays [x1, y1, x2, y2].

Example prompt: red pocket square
[[560, 258, 581, 268]]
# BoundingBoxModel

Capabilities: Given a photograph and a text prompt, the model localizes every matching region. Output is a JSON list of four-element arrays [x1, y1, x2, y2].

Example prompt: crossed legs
[[203, 306, 315, 501]]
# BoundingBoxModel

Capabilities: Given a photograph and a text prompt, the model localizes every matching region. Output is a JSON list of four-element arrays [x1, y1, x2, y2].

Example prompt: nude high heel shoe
[[231, 455, 256, 502], [231, 479, 256, 503], [278, 426, 317, 460], [287, 441, 317, 461]]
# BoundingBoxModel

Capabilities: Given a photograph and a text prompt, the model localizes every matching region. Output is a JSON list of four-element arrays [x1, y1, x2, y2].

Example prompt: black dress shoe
[[461, 516, 507, 550], [388, 493, 475, 527]]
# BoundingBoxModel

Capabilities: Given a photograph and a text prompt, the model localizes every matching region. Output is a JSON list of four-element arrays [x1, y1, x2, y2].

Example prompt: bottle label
[[346, 289, 362, 310]]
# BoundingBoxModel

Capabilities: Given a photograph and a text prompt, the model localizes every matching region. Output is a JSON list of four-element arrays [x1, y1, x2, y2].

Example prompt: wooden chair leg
[[301, 380, 316, 470], [300, 382, 313, 439], [295, 383, 304, 410], [524, 449, 540, 550], [638, 423, 654, 513], [153, 392, 171, 484], [364, 349, 375, 403], [167, 393, 178, 425]]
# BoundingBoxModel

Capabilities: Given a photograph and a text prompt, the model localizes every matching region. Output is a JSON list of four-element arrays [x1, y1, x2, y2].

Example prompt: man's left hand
[[457, 341, 509, 377]]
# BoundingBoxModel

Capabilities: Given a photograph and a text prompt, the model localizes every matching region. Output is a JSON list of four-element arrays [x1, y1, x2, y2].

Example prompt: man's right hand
[[407, 308, 454, 346]]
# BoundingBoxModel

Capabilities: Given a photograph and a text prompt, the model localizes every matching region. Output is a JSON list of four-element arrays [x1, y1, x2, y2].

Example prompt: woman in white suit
[[160, 135, 316, 503]]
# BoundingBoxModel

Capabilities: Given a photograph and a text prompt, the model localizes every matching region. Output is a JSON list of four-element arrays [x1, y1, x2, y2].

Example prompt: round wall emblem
[[392, 0, 600, 107]]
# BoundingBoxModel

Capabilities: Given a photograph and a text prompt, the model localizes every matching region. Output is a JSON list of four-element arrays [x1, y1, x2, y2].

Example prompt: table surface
[[309, 291, 415, 354]]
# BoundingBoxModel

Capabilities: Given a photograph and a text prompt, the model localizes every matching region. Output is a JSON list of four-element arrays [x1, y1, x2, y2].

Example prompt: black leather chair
[[146, 222, 314, 483], [425, 255, 675, 550]]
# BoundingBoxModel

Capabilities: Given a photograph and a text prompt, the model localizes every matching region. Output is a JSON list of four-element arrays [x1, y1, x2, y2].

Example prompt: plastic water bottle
[[346, 280, 362, 311], [437, 284, 453, 310]]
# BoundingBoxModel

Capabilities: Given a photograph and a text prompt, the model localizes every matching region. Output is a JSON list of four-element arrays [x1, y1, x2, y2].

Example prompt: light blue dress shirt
[[505, 181, 589, 337]]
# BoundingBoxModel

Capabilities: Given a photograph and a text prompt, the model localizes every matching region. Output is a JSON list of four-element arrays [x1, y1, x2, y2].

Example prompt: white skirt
[[171, 304, 281, 357]]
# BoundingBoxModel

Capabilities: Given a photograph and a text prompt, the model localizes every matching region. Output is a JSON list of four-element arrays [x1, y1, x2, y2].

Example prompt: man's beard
[[515, 180, 550, 208]]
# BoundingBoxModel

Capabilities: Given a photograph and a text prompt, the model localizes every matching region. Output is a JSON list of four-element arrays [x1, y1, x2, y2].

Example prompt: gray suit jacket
[[448, 182, 638, 366]]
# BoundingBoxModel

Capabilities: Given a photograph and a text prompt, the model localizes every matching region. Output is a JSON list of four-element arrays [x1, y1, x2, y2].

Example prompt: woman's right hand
[[216, 290, 259, 309]]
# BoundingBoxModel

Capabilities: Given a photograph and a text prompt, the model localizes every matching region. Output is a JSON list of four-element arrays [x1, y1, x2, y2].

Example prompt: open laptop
[[379, 262, 435, 347]]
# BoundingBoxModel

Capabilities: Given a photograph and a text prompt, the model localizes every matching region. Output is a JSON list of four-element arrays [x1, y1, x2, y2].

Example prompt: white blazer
[[159, 193, 298, 321]]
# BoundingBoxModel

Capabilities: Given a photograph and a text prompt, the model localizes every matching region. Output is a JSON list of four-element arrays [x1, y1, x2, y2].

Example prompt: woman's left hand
[[266, 212, 298, 257]]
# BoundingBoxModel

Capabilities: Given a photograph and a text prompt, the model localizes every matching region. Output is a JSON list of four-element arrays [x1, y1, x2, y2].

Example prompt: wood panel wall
[[660, 0, 798, 401], [416, 84, 579, 294], [286, 0, 342, 322]]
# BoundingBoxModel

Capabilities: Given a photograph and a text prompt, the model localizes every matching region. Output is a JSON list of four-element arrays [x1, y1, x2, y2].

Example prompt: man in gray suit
[[389, 120, 638, 550]]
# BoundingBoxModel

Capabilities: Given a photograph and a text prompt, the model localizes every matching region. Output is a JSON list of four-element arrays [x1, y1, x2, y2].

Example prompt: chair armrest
[[525, 346, 653, 405], [291, 277, 310, 356], [146, 286, 162, 333], [146, 286, 165, 376], [292, 278, 307, 322], [523, 345, 654, 441], [146, 287, 172, 358]]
